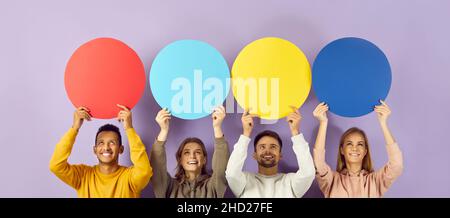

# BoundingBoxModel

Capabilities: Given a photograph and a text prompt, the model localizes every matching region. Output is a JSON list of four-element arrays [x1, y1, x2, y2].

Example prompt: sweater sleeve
[[225, 135, 250, 198], [313, 147, 334, 197], [126, 128, 153, 193], [49, 128, 87, 190], [150, 139, 172, 198], [209, 137, 230, 197], [373, 142, 404, 195], [290, 133, 316, 197]]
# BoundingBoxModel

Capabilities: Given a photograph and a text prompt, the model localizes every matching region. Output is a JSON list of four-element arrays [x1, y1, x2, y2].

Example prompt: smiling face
[[180, 142, 206, 176], [93, 131, 124, 165], [340, 132, 367, 165], [253, 136, 282, 168]]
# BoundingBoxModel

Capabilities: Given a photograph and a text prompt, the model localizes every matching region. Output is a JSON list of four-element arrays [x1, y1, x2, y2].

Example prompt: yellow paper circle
[[232, 37, 311, 119]]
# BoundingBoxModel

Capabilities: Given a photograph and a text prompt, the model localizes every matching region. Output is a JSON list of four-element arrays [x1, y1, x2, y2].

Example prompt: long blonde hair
[[336, 127, 374, 173]]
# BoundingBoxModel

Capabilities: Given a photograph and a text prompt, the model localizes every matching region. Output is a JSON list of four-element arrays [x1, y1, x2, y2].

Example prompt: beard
[[257, 158, 277, 168]]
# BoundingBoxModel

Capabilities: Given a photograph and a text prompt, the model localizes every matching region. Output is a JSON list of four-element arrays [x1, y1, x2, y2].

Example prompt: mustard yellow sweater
[[49, 128, 152, 198]]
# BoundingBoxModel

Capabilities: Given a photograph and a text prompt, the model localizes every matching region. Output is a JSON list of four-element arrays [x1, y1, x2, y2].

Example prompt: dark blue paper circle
[[312, 37, 391, 117]]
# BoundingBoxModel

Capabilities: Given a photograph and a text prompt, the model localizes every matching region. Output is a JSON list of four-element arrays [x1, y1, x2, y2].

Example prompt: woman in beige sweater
[[150, 106, 229, 198], [312, 100, 403, 198]]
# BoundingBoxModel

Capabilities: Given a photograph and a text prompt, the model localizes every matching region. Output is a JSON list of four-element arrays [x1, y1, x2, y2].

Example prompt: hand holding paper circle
[[241, 109, 258, 137], [116, 104, 133, 130], [72, 106, 92, 130], [155, 108, 171, 142], [285, 106, 302, 136]]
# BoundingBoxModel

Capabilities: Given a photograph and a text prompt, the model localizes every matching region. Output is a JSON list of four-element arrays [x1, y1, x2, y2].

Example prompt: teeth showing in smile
[[188, 161, 198, 164], [102, 153, 112, 157], [263, 155, 273, 159], [349, 153, 360, 157]]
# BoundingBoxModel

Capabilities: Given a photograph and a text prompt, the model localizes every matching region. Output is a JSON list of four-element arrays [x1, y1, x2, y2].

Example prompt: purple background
[[1, 0, 449, 197]]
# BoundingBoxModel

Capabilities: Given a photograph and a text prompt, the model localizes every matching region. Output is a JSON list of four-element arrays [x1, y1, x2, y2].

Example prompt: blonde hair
[[336, 127, 374, 173]]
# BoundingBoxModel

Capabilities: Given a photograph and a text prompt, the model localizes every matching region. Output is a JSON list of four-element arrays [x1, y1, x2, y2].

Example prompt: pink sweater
[[313, 143, 403, 198]]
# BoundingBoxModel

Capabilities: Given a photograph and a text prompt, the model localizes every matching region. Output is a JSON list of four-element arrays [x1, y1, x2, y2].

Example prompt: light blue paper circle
[[150, 40, 230, 119]]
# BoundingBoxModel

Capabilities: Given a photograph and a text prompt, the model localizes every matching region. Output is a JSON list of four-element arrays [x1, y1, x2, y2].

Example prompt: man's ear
[[252, 152, 257, 160], [119, 145, 124, 154], [93, 146, 97, 155]]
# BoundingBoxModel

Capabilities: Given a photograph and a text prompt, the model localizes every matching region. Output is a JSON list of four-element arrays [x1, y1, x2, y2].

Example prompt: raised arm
[[375, 100, 396, 145], [225, 109, 257, 197], [210, 106, 230, 197], [286, 106, 315, 197], [117, 104, 152, 193], [312, 103, 334, 195], [150, 108, 172, 197], [373, 100, 403, 193], [49, 106, 92, 189]]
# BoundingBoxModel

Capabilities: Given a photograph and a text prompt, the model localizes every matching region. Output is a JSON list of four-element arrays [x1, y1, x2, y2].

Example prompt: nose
[[263, 150, 272, 156]]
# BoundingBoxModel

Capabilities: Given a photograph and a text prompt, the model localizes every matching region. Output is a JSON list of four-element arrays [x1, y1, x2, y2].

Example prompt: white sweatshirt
[[225, 134, 315, 198]]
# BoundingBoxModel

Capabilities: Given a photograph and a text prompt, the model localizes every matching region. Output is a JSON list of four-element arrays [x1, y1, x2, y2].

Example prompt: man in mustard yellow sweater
[[49, 104, 152, 198]]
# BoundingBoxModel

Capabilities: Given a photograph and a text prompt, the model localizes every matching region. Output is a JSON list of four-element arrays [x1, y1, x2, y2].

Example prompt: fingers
[[157, 108, 171, 116], [159, 114, 171, 118], [212, 106, 226, 118], [158, 114, 171, 122], [116, 105, 131, 123], [288, 108, 300, 123], [213, 105, 225, 114], [77, 106, 90, 112], [248, 114, 258, 118], [242, 112, 255, 125], [374, 107, 390, 115], [287, 112, 301, 119], [317, 106, 329, 114], [313, 102, 328, 115], [79, 111, 92, 121], [374, 104, 391, 113], [289, 105, 299, 114], [376, 100, 390, 110], [116, 104, 130, 112], [241, 107, 258, 118], [242, 108, 249, 117], [76, 106, 92, 120], [313, 102, 327, 112], [286, 112, 301, 123], [374, 107, 391, 120], [118, 111, 130, 119], [157, 112, 171, 120], [116, 105, 132, 123], [243, 118, 254, 126], [117, 113, 125, 122], [156, 108, 171, 125]]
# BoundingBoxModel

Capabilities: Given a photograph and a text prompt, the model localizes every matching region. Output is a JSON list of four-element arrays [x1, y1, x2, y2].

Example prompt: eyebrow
[[258, 143, 279, 146], [183, 149, 202, 152], [97, 139, 117, 143]]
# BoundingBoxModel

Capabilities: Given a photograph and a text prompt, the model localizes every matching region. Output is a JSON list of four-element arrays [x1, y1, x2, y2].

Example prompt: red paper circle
[[65, 38, 145, 119]]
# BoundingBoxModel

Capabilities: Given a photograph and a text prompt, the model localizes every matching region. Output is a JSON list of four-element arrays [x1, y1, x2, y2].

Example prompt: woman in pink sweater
[[312, 100, 403, 198]]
